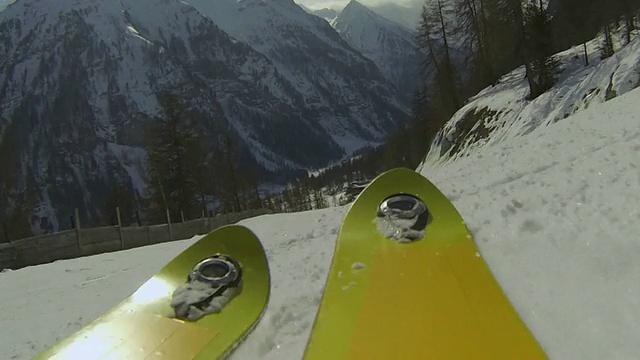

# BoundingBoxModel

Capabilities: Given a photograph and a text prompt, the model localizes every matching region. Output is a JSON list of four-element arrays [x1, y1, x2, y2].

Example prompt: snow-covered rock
[[423, 31, 640, 166], [334, 0, 423, 105]]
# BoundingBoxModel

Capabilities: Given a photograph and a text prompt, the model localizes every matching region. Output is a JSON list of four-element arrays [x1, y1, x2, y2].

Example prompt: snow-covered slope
[[0, 0, 409, 230], [334, 0, 422, 105], [424, 31, 640, 165], [2, 83, 640, 360], [185, 0, 409, 151]]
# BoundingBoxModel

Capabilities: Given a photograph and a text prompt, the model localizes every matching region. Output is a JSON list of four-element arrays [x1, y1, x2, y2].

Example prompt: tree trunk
[[583, 42, 589, 66]]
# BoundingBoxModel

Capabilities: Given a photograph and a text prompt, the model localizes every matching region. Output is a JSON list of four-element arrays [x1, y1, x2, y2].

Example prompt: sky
[[294, 0, 421, 11]]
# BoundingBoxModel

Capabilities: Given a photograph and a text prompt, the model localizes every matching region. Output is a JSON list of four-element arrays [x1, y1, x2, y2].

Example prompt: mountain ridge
[[333, 0, 423, 105], [184, 0, 409, 152], [0, 0, 409, 231]]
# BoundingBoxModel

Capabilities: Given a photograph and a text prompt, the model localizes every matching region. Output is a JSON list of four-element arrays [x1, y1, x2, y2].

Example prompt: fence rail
[[0, 208, 272, 271]]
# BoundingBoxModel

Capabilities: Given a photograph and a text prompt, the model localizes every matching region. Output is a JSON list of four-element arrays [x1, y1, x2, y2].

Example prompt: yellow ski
[[35, 225, 270, 360], [304, 168, 546, 359]]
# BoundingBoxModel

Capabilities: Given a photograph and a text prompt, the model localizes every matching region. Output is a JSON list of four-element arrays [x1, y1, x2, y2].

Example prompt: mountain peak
[[298, 3, 340, 23], [339, 0, 404, 30], [346, 0, 366, 7], [333, 0, 422, 105], [343, 0, 374, 15]]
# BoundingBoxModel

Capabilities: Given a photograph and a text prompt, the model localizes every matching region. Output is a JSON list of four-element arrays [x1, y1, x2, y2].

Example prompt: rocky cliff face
[[185, 0, 409, 154], [0, 0, 410, 232], [333, 0, 423, 106]]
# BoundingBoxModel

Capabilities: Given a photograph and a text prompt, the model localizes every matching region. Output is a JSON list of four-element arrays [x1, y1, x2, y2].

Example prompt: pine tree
[[313, 188, 327, 209], [272, 192, 284, 212], [599, 23, 616, 59], [553, 0, 598, 66], [523, 1, 560, 99], [146, 93, 208, 223], [417, 0, 462, 113], [454, 0, 498, 87], [623, 9, 635, 45], [217, 144, 234, 213], [262, 191, 274, 211], [104, 181, 133, 226], [4, 186, 38, 240], [212, 128, 243, 213], [302, 178, 313, 211], [281, 186, 292, 212]]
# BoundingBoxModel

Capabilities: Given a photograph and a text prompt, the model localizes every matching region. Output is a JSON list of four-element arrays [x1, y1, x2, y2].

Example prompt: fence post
[[116, 207, 124, 249], [201, 209, 206, 234], [74, 208, 82, 255], [166, 209, 173, 241], [181, 211, 185, 223], [3, 222, 8, 243]]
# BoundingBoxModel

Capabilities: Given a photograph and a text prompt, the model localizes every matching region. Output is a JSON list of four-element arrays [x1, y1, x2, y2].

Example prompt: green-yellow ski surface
[[304, 168, 546, 359], [35, 224, 270, 360]]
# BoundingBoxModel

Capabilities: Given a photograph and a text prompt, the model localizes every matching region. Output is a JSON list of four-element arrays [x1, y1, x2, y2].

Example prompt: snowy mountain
[[310, 7, 340, 23], [298, 0, 421, 30], [0, 0, 409, 230], [333, 0, 423, 105], [184, 0, 409, 148]]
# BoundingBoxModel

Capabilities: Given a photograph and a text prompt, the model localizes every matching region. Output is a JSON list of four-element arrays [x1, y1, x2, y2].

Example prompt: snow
[[418, 86, 640, 360], [2, 82, 640, 360], [171, 280, 241, 321], [185, 0, 353, 105], [426, 31, 640, 164], [375, 194, 427, 243], [0, 0, 15, 11], [326, 125, 379, 155]]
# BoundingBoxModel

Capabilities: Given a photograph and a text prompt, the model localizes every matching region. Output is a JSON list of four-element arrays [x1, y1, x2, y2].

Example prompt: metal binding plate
[[190, 255, 239, 287], [378, 194, 428, 220]]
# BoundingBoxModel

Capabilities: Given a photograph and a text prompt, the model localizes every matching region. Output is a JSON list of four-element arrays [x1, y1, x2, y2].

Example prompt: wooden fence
[[0, 209, 272, 270]]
